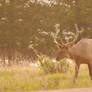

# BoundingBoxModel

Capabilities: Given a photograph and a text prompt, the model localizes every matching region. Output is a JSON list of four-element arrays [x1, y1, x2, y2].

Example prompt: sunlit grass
[[0, 64, 92, 92]]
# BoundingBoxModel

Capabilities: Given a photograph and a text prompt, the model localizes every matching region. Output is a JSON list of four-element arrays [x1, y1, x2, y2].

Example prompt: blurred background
[[0, 0, 92, 65]]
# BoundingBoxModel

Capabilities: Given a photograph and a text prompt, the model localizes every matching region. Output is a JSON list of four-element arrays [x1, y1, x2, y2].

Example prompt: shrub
[[37, 55, 69, 74]]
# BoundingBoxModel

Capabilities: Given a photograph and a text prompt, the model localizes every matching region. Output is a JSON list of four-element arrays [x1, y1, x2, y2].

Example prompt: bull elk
[[53, 24, 92, 83]]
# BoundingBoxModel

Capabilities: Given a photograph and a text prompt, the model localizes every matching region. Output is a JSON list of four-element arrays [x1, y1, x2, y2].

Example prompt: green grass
[[0, 64, 92, 92]]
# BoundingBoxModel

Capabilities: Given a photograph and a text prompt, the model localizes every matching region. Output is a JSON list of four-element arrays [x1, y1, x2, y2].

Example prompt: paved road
[[33, 88, 92, 92]]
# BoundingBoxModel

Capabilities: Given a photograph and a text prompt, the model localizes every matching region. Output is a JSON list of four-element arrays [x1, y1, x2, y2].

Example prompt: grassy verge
[[0, 64, 92, 92]]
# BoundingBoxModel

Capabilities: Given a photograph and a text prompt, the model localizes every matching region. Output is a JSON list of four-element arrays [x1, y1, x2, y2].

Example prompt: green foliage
[[37, 55, 69, 74], [0, 65, 92, 91]]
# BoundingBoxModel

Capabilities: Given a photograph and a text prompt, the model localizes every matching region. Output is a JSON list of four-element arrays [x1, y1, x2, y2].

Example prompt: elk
[[53, 24, 92, 83]]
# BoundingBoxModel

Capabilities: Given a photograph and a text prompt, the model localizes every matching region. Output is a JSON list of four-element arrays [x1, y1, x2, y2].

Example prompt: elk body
[[53, 24, 92, 83]]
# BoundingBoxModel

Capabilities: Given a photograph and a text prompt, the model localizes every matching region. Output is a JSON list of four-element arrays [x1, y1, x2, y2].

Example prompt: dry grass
[[0, 64, 92, 92]]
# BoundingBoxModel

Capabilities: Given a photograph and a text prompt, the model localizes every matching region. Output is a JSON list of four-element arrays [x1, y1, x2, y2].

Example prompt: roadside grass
[[0, 64, 92, 92]]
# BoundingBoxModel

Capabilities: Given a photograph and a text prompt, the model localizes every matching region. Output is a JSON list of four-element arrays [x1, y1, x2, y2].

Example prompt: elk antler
[[53, 24, 84, 48], [64, 24, 84, 47], [52, 24, 65, 48]]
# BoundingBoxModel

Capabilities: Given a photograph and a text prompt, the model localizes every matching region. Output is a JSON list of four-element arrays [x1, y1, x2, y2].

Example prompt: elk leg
[[88, 63, 92, 80], [73, 63, 80, 83]]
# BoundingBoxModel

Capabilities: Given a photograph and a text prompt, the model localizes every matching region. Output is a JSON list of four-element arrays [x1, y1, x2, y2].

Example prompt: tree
[[0, 0, 92, 65]]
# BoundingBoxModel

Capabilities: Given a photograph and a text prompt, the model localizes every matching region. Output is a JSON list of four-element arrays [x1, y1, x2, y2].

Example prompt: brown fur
[[56, 38, 92, 83]]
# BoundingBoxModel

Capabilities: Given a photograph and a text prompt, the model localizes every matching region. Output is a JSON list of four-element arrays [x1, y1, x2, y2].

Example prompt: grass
[[0, 64, 92, 92]]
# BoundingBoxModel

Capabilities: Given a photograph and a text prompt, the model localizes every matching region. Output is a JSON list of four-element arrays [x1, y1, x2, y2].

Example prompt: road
[[33, 88, 92, 92]]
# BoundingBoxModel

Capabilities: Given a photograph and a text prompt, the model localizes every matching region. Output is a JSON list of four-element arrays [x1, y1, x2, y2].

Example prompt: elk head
[[53, 24, 84, 61]]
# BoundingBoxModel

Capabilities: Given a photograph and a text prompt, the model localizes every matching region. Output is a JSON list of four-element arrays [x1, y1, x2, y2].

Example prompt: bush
[[37, 55, 69, 74]]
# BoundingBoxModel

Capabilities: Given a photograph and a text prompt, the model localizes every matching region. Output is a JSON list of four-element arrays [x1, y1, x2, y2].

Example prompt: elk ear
[[59, 45, 65, 49], [67, 43, 74, 48]]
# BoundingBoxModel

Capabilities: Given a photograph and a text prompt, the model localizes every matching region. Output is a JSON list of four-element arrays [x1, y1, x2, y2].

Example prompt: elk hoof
[[73, 78, 77, 84]]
